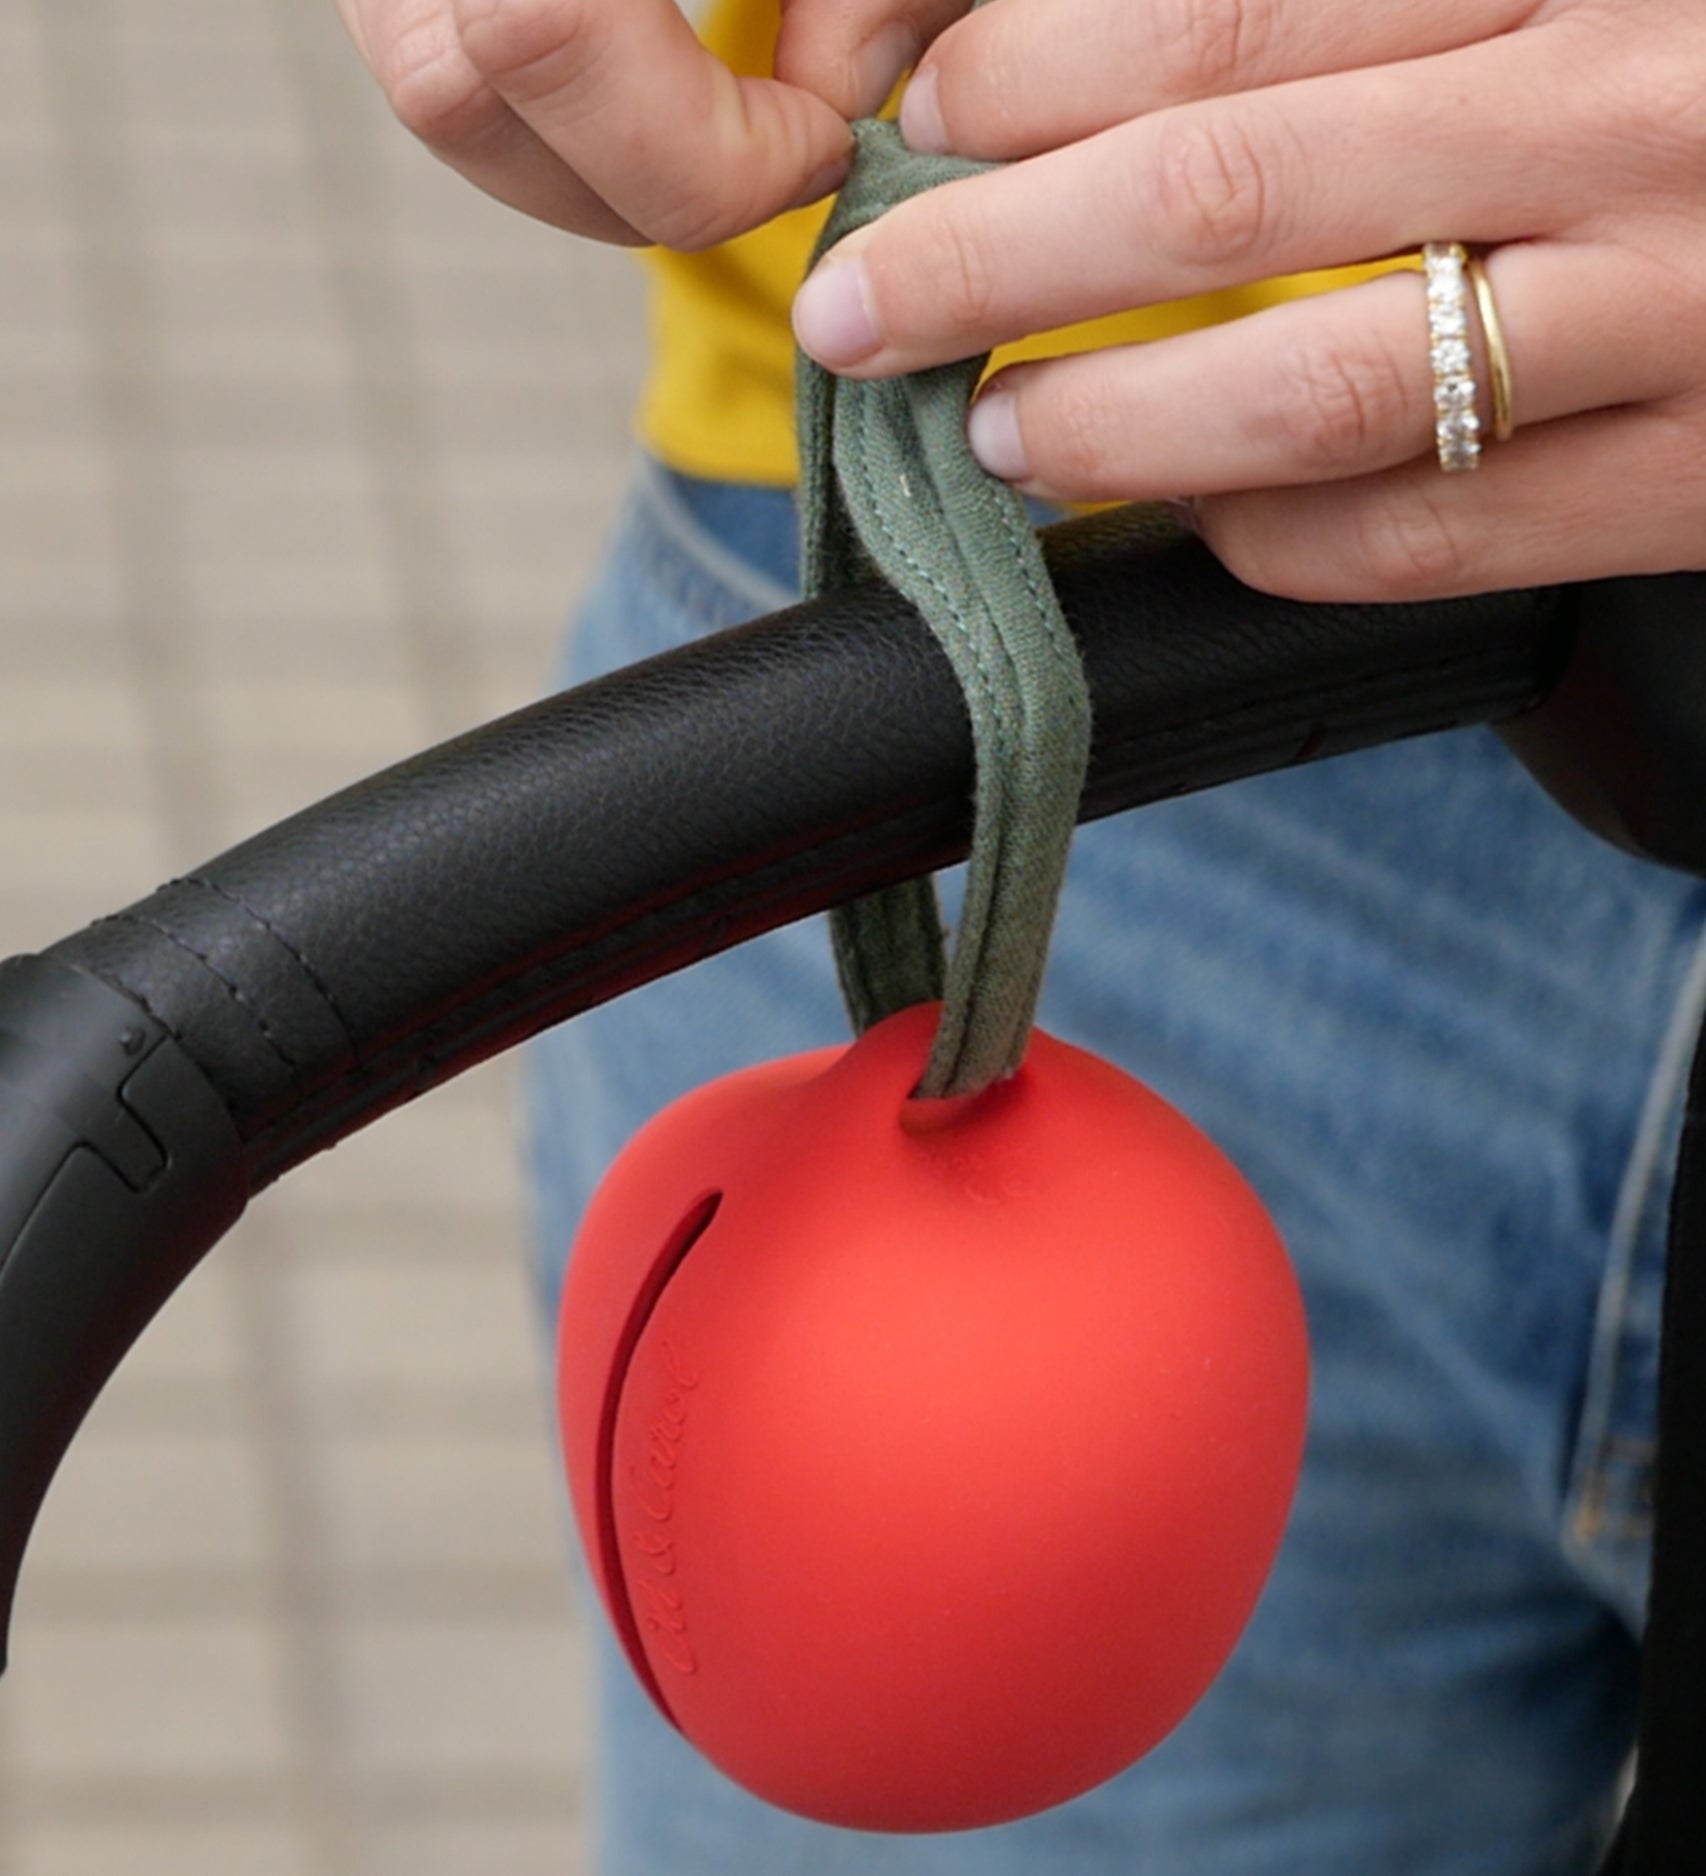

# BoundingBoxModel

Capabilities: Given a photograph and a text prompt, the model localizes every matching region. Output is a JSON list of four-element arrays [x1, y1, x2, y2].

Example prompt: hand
[[335, 0, 859, 247], [791, 0, 1706, 600]]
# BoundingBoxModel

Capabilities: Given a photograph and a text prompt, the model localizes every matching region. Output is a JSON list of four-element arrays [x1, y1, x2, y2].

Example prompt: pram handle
[[0, 498, 1691, 1681]]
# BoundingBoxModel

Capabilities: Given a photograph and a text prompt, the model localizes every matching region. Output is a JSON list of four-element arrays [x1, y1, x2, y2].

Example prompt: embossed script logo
[[626, 1337, 700, 1674]]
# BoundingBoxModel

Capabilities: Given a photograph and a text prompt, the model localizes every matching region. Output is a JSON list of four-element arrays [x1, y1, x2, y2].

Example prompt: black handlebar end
[[0, 953, 247, 1669], [1500, 571, 1706, 876]]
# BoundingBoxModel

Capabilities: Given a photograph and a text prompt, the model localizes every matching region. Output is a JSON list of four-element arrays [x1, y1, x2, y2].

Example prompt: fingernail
[[1165, 496, 1200, 535], [793, 255, 881, 367], [967, 387, 1029, 481], [853, 20, 920, 117], [900, 65, 949, 153]]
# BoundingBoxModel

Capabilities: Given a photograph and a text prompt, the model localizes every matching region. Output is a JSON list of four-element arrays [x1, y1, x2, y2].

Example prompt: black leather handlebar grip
[[0, 505, 1572, 1667], [39, 512, 1567, 1180]]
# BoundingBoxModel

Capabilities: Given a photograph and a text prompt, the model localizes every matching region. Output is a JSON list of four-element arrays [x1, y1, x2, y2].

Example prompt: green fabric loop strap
[[796, 118, 1093, 1100]]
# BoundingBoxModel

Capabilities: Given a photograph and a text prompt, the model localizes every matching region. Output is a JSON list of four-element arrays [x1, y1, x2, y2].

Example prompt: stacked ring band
[[1467, 253, 1515, 445]]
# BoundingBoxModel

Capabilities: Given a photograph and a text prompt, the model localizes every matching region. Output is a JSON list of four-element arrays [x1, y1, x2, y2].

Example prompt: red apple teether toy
[[556, 1003, 1307, 1832]]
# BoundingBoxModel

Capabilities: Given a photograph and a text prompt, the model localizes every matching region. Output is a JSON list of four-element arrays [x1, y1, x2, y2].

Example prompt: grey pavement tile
[[195, 674, 432, 757], [277, 1259, 551, 1399], [397, 284, 603, 390], [0, 225, 82, 335], [57, 0, 279, 48], [0, 806, 171, 903], [279, 1077, 531, 1217], [0, 19, 51, 152], [124, 215, 331, 274], [167, 442, 394, 560], [0, 206, 72, 296], [12, 1825, 317, 1876], [0, 548, 124, 673], [0, 742, 151, 812], [0, 674, 148, 759], [120, 129, 319, 204], [108, 39, 303, 139], [0, 321, 96, 409], [299, 1391, 560, 1446], [311, 1430, 572, 1576], [0, 362, 103, 456], [387, 257, 589, 355], [433, 556, 603, 641], [330, 1619, 591, 1779], [0, 602, 128, 675], [434, 445, 626, 528], [179, 551, 404, 640], [0, 446, 124, 629], [413, 375, 607, 455], [6, 1622, 296, 1780], [26, 1425, 272, 1576], [361, 1820, 592, 1876], [149, 255, 353, 385], [151, 371, 364, 453], [11, 1574, 280, 1632], [428, 450, 632, 638], [166, 460, 406, 636], [366, 163, 579, 271], [259, 1185, 528, 1272], [176, 612, 415, 689]]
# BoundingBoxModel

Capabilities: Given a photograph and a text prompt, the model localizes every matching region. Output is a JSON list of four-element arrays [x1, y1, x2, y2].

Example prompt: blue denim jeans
[[526, 453, 1706, 1875]]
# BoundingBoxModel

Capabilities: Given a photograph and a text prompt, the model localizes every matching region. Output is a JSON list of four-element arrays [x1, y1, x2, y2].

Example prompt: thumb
[[775, 0, 971, 121]]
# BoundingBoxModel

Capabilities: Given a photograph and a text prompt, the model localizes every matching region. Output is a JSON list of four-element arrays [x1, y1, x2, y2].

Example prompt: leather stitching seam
[[183, 874, 359, 1057], [101, 911, 304, 1080]]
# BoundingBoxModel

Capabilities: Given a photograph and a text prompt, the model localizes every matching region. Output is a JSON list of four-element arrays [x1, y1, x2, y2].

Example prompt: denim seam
[[584, 485, 736, 664], [1564, 912, 1706, 1555], [630, 541, 735, 648], [633, 451, 796, 623], [609, 468, 792, 656]]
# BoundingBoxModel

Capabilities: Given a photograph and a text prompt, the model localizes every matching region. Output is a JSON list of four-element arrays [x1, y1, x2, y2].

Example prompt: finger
[[901, 0, 1530, 159], [351, 0, 643, 240], [1193, 392, 1706, 603], [796, 29, 1605, 376], [965, 241, 1695, 505], [334, 0, 370, 60], [448, 0, 854, 251], [775, 0, 970, 121]]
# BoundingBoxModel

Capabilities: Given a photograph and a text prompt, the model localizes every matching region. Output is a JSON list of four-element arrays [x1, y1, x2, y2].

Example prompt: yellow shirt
[[638, 0, 1403, 488]]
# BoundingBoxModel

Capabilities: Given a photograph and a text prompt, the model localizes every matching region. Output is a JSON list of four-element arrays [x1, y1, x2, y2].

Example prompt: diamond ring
[[1423, 242, 1483, 473]]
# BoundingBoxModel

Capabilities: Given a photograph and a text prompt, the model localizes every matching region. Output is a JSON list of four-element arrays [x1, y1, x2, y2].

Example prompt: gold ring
[[1423, 242, 1481, 473], [1467, 252, 1515, 444]]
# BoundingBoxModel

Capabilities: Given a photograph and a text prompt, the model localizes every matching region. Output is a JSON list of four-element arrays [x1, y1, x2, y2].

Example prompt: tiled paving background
[[0, 2, 652, 1869]]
